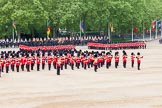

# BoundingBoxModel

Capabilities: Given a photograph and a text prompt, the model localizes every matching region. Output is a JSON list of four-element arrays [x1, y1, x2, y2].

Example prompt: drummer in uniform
[[15, 54, 21, 72]]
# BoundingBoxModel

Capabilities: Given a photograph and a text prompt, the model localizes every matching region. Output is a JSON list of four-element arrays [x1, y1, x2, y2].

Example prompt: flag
[[47, 27, 50, 37], [13, 21, 17, 36], [47, 20, 51, 37], [80, 20, 84, 33], [133, 26, 138, 33], [145, 29, 149, 33], [109, 23, 113, 32], [13, 22, 16, 29], [152, 20, 156, 31], [157, 20, 161, 31]]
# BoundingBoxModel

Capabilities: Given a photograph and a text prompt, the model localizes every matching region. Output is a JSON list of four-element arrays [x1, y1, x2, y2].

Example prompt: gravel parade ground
[[0, 40, 162, 108]]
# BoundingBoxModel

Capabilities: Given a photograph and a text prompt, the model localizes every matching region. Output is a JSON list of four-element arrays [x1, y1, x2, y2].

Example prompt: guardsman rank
[[0, 50, 144, 78]]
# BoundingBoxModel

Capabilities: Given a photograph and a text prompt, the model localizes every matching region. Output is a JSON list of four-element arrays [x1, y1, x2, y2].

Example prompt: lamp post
[[108, 20, 111, 43], [72, 20, 74, 37]]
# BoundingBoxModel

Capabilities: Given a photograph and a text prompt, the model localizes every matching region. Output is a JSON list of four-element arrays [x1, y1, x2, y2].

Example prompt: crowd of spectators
[[0, 36, 109, 48]]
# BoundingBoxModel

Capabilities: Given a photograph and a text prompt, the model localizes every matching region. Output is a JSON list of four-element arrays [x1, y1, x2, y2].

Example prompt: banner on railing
[[19, 45, 75, 51], [87, 42, 146, 49]]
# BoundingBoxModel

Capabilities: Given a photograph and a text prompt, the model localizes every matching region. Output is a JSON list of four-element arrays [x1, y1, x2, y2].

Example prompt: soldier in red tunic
[[109, 51, 113, 66], [105, 52, 111, 69], [131, 52, 135, 68], [101, 55, 105, 67], [5, 56, 10, 73], [21, 54, 26, 71], [31, 54, 35, 70], [26, 55, 31, 72], [122, 51, 127, 68], [60, 54, 65, 70], [136, 52, 143, 70], [0, 59, 2, 77], [42, 53, 46, 70], [56, 58, 61, 75], [90, 53, 94, 67], [1, 56, 4, 72], [114, 52, 119, 68], [64, 53, 68, 69], [36, 54, 40, 71], [10, 56, 15, 72], [47, 53, 52, 71], [98, 55, 101, 68], [87, 56, 91, 68], [83, 57, 88, 70], [81, 55, 85, 68], [15, 55, 20, 72], [53, 54, 57, 69], [80, 53, 84, 68], [70, 56, 75, 70], [75, 56, 81, 69]]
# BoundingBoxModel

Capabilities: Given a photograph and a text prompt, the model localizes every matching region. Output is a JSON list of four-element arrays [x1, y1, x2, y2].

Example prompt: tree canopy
[[0, 0, 162, 38]]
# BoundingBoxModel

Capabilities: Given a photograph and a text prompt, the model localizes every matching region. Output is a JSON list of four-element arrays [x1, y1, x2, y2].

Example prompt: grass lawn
[[111, 37, 132, 43]]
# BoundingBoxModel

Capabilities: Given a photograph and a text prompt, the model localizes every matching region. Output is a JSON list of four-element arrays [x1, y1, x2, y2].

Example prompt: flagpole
[[108, 23, 111, 43], [132, 28, 133, 42], [107, 22, 109, 43], [143, 21, 145, 41], [132, 21, 133, 41], [161, 19, 162, 38], [155, 20, 158, 39], [150, 27, 152, 40], [80, 18, 81, 37], [12, 21, 14, 42], [47, 19, 48, 39]]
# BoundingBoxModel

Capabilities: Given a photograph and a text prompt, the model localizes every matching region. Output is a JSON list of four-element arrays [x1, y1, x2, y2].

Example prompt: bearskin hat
[[137, 52, 140, 55], [131, 52, 134, 55]]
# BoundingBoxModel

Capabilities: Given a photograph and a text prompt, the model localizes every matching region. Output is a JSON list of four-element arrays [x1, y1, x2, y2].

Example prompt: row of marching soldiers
[[0, 50, 143, 77]]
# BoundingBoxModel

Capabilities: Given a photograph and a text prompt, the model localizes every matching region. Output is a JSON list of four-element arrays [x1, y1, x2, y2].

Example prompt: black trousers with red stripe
[[138, 63, 140, 70], [21, 64, 25, 71], [2, 66, 4, 72], [11, 65, 15, 72], [42, 63, 45, 70], [94, 65, 97, 72], [106, 62, 110, 69], [123, 62, 126, 68], [48, 64, 51, 70], [37, 64, 40, 71], [61, 64, 63, 70], [57, 67, 60, 75], [31, 63, 34, 70], [77, 63, 80, 69], [115, 62, 119, 68], [88, 63, 90, 68], [6, 66, 9, 73], [16, 66, 19, 72], [131, 62, 134, 68], [84, 64, 87, 70], [91, 61, 93, 67], [65, 63, 67, 69], [26, 64, 30, 72], [53, 62, 56, 69], [81, 62, 84, 68]]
